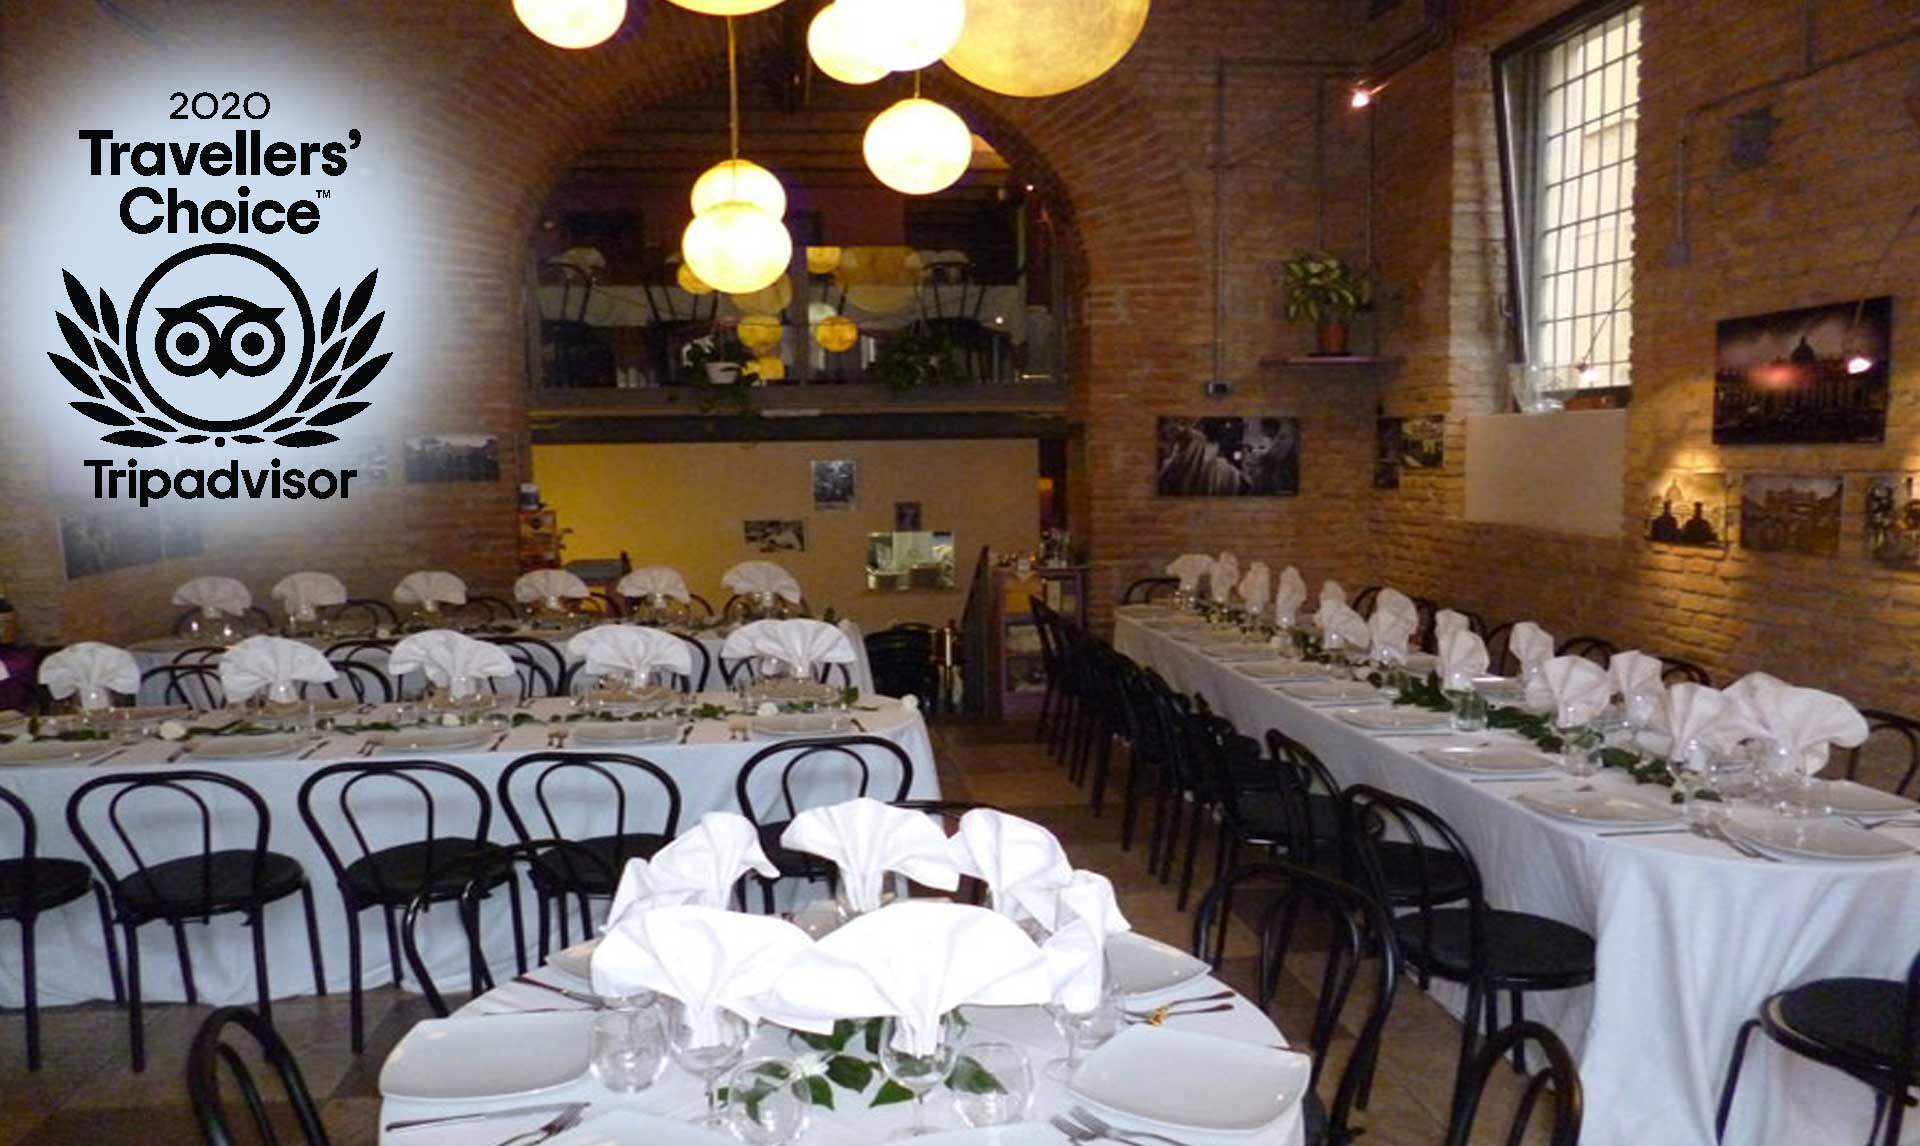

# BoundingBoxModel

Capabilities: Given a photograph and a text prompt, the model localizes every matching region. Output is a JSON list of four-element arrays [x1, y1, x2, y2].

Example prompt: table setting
[[374, 804, 1308, 1146]]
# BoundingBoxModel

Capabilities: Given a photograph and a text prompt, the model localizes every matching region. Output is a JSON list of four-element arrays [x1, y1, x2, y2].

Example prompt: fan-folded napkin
[[568, 625, 693, 684], [219, 636, 337, 702], [513, 568, 590, 606], [393, 571, 467, 609], [1723, 673, 1868, 773], [271, 572, 347, 619], [1274, 566, 1308, 623], [948, 808, 1074, 926], [592, 906, 812, 1045], [721, 619, 856, 677], [1433, 609, 1471, 645], [1509, 622, 1555, 674], [1318, 602, 1372, 653], [38, 643, 138, 707], [1238, 562, 1271, 609], [617, 566, 691, 603], [1040, 872, 1130, 1011], [1320, 580, 1347, 612], [1436, 630, 1490, 689], [387, 630, 514, 696], [1208, 553, 1240, 602], [1164, 554, 1214, 592], [1608, 650, 1665, 701], [173, 576, 252, 616], [1374, 588, 1418, 625], [780, 797, 960, 913], [1533, 655, 1612, 727], [722, 561, 803, 604], [1663, 684, 1752, 762], [603, 812, 780, 925], [1367, 608, 1416, 665]]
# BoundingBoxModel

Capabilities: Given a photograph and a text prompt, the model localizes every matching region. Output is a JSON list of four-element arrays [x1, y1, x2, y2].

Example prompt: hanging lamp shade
[[730, 274, 794, 315], [691, 158, 788, 219], [676, 263, 714, 294], [837, 0, 967, 72], [815, 314, 860, 352], [863, 98, 973, 195], [942, 0, 1151, 97], [806, 246, 844, 275], [750, 354, 787, 382], [662, 0, 785, 15], [808, 3, 888, 85], [737, 313, 785, 352], [514, 0, 627, 48], [681, 202, 793, 295]]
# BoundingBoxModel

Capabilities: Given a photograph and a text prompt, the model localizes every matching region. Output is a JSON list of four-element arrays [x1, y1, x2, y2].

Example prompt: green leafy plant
[[1281, 251, 1370, 325], [778, 1018, 998, 1110], [866, 326, 964, 393]]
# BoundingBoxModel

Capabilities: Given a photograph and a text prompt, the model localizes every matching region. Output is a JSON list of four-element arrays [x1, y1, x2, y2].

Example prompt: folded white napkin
[[765, 901, 1052, 1054], [172, 576, 252, 616], [1436, 629, 1490, 689], [568, 625, 694, 684], [1318, 602, 1371, 653], [0, 660, 9, 683], [1164, 554, 1214, 592], [513, 568, 590, 606], [1374, 588, 1418, 625], [1238, 562, 1271, 609], [1040, 872, 1130, 1011], [1274, 566, 1308, 624], [1320, 580, 1347, 611], [39, 642, 139, 707], [948, 808, 1074, 926], [1367, 608, 1416, 665], [218, 636, 338, 703], [271, 571, 347, 620], [617, 566, 691, 603], [1723, 673, 1868, 774], [1608, 650, 1665, 701], [604, 812, 780, 924], [1433, 608, 1471, 645], [1209, 553, 1240, 602], [1509, 622, 1555, 673], [721, 619, 856, 677], [1664, 684, 1748, 762], [780, 797, 961, 913], [1534, 655, 1611, 727], [592, 905, 812, 1045], [722, 560, 803, 604], [393, 570, 467, 610], [387, 630, 515, 696]]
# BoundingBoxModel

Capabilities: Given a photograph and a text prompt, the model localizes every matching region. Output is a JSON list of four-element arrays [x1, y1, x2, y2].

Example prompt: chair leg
[[1119, 751, 1144, 851], [249, 908, 272, 1024], [1508, 990, 1528, 1072], [1176, 801, 1207, 911], [1089, 732, 1116, 816], [1714, 1019, 1761, 1143], [123, 921, 145, 1072], [1450, 979, 1486, 1124], [20, 915, 40, 1071], [382, 905, 403, 987], [760, 878, 776, 915], [299, 885, 326, 996], [92, 885, 125, 1004], [347, 908, 366, 1054], [506, 876, 529, 976], [170, 919, 198, 1005]]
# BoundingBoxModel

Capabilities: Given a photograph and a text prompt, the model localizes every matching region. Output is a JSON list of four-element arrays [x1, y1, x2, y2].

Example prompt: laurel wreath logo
[[49, 268, 389, 448]]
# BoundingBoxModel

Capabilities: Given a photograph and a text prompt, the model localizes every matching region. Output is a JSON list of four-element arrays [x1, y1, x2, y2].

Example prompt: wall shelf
[[1257, 355, 1405, 371]]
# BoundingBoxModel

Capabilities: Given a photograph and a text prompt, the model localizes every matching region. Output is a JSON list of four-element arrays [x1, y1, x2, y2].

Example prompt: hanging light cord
[[1844, 201, 1919, 339], [726, 16, 740, 161], [1574, 280, 1636, 375]]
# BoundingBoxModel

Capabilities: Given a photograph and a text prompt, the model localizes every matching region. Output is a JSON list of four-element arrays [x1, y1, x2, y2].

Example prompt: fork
[[1692, 822, 1777, 862], [1066, 1106, 1197, 1146], [1124, 1002, 1234, 1024], [493, 1104, 589, 1146]]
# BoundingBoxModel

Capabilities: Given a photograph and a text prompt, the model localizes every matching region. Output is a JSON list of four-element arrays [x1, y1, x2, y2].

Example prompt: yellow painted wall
[[530, 439, 1041, 631]]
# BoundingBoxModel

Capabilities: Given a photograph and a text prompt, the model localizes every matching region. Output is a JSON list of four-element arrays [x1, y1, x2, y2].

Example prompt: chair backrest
[[496, 751, 684, 853], [479, 637, 563, 699], [864, 626, 937, 706], [140, 663, 226, 711], [1657, 655, 1713, 687], [1191, 862, 1399, 1141], [1833, 709, 1920, 796], [1121, 577, 1179, 604], [734, 736, 915, 826], [187, 1005, 332, 1146], [328, 598, 397, 630], [1482, 621, 1517, 676], [296, 760, 493, 902], [685, 593, 716, 618], [1350, 586, 1382, 618], [321, 637, 395, 668], [313, 660, 393, 704], [67, 771, 274, 919], [1555, 635, 1616, 666], [0, 785, 43, 917], [400, 838, 613, 1016], [170, 645, 230, 665], [461, 595, 519, 623], [1262, 728, 1343, 869], [1444, 1020, 1583, 1146], [1341, 784, 1484, 921]]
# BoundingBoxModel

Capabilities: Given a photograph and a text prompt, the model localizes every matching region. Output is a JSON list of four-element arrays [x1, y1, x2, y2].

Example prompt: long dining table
[[0, 695, 934, 1011], [1114, 608, 1920, 1146]]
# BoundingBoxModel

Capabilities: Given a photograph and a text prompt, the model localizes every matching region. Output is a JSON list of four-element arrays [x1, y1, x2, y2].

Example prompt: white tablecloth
[[1115, 611, 1920, 1146], [376, 947, 1304, 1146], [0, 695, 933, 1009]]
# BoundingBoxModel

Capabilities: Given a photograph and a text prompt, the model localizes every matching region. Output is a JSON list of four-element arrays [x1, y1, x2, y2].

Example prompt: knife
[[384, 1102, 582, 1133]]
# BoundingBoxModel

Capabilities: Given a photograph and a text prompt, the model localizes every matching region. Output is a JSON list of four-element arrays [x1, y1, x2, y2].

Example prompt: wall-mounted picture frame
[[1155, 415, 1300, 497], [1399, 414, 1446, 470], [1865, 473, 1920, 570], [811, 459, 857, 511], [1739, 473, 1843, 556], [744, 519, 806, 553], [1712, 297, 1891, 445], [1646, 472, 1729, 551], [404, 434, 501, 483]]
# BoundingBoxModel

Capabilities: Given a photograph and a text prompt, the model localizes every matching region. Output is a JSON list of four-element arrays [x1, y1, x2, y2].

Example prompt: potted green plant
[[682, 329, 750, 385], [1281, 251, 1370, 356]]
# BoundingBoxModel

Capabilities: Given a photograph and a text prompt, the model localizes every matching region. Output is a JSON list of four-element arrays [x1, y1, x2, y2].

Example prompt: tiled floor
[[0, 719, 1541, 1144]]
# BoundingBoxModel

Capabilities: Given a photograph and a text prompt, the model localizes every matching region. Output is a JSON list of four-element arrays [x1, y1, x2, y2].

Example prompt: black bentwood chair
[[1445, 1021, 1584, 1146], [187, 1005, 333, 1146], [297, 759, 521, 1052], [1832, 709, 1920, 797], [1120, 576, 1179, 604], [1715, 947, 1919, 1146], [0, 785, 124, 1070], [733, 735, 915, 913], [66, 770, 326, 1071]]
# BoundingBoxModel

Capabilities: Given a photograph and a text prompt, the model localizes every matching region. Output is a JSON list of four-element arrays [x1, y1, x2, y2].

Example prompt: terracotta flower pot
[[1314, 320, 1351, 356]]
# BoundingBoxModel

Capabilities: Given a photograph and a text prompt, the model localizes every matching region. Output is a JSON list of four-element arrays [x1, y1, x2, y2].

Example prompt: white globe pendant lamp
[[837, 0, 967, 73], [942, 0, 1151, 98], [662, 0, 785, 15], [682, 202, 792, 295], [691, 158, 788, 219], [808, 2, 888, 85], [513, 0, 627, 49], [864, 97, 973, 195]]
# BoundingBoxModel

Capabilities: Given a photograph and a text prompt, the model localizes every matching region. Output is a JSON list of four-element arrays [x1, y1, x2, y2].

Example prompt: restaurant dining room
[[0, 0, 1916, 1143]]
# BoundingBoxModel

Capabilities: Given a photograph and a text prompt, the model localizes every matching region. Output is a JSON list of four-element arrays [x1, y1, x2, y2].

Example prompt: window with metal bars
[[1495, 3, 1641, 393]]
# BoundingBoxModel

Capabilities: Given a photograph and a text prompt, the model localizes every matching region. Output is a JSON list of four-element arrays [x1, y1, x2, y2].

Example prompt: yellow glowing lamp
[[513, 0, 627, 49], [838, 0, 967, 72], [863, 98, 973, 195], [942, 0, 1151, 98], [676, 263, 714, 294], [681, 202, 794, 295], [806, 246, 844, 275], [815, 315, 860, 352], [737, 313, 785, 352], [662, 0, 785, 15], [690, 158, 788, 219], [750, 354, 787, 382], [730, 274, 793, 315], [808, 3, 889, 85]]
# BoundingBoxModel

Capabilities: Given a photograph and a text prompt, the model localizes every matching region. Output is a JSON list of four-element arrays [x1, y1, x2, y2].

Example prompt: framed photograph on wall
[[1155, 415, 1300, 497], [1399, 414, 1446, 470], [744, 519, 806, 552], [1739, 473, 1843, 556], [1712, 297, 1891, 445], [811, 459, 857, 511], [1646, 472, 1729, 551], [1865, 474, 1920, 570], [404, 434, 501, 483]]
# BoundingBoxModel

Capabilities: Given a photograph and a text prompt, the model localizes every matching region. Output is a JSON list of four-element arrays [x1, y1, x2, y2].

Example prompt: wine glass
[[1042, 979, 1123, 1083], [590, 1004, 668, 1093], [722, 1057, 813, 1145], [1447, 673, 1488, 732], [663, 999, 752, 1131], [877, 1013, 961, 1139], [950, 1041, 1033, 1129]]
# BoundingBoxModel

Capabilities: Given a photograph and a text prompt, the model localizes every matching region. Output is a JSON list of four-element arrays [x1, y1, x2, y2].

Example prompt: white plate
[[367, 727, 494, 754], [1198, 643, 1275, 662], [1105, 931, 1210, 998], [379, 1010, 593, 1101], [1727, 817, 1915, 862], [1070, 1025, 1311, 1134], [569, 719, 682, 746], [0, 740, 115, 766], [1515, 787, 1682, 826], [750, 713, 851, 737], [1235, 660, 1324, 682], [182, 733, 309, 760], [546, 939, 598, 982], [1333, 707, 1453, 734], [1817, 781, 1919, 818], [545, 1110, 738, 1146], [908, 1125, 1060, 1146], [1276, 680, 1385, 705], [1420, 745, 1560, 775]]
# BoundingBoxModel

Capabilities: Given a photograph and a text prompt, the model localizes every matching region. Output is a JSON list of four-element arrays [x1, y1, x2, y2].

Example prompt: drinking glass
[[664, 999, 752, 1130], [722, 1057, 812, 1145], [1623, 686, 1662, 734], [1449, 687, 1488, 733], [1751, 738, 1818, 816], [878, 1013, 960, 1139], [1042, 980, 1123, 1083], [950, 1041, 1033, 1129], [1556, 721, 1600, 778], [590, 1004, 668, 1093]]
